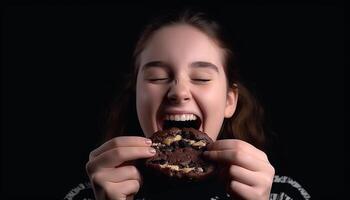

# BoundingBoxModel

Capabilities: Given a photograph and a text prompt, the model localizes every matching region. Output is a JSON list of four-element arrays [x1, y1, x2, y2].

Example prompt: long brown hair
[[104, 9, 267, 150]]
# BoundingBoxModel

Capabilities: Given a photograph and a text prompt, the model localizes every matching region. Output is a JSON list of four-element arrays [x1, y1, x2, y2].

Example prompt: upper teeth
[[165, 114, 197, 121]]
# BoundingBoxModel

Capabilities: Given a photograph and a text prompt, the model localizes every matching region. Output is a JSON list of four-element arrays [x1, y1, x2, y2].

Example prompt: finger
[[207, 139, 268, 162], [203, 150, 270, 172], [87, 147, 156, 173], [92, 165, 142, 184], [126, 195, 135, 200], [104, 180, 140, 200], [118, 180, 140, 197], [229, 180, 256, 200], [229, 165, 258, 186], [90, 136, 152, 159]]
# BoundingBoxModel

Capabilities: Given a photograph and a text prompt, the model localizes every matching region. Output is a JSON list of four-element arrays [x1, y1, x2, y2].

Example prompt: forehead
[[139, 24, 224, 69]]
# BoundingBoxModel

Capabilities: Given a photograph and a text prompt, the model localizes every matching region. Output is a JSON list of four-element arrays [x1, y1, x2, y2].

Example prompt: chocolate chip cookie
[[145, 127, 216, 181]]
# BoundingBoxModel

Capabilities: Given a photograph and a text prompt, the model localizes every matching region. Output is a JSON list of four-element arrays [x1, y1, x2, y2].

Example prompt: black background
[[1, 1, 344, 199]]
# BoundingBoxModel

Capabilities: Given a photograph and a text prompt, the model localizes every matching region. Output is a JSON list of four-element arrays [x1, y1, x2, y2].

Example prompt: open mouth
[[160, 114, 202, 130]]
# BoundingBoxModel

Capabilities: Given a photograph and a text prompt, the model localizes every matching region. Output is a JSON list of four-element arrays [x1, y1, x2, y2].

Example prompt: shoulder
[[270, 175, 311, 200], [63, 175, 311, 200]]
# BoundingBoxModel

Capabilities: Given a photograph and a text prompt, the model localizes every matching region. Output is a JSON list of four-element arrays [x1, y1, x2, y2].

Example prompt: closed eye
[[148, 78, 170, 83], [192, 79, 211, 82]]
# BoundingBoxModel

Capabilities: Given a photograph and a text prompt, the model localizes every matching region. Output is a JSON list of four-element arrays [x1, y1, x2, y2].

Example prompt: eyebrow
[[141, 61, 219, 73], [141, 61, 170, 71], [191, 61, 219, 73]]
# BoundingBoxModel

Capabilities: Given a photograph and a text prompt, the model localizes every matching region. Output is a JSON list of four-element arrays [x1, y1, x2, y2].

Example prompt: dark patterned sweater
[[64, 175, 310, 200]]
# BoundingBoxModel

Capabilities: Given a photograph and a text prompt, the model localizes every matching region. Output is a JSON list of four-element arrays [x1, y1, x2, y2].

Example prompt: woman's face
[[136, 24, 237, 141]]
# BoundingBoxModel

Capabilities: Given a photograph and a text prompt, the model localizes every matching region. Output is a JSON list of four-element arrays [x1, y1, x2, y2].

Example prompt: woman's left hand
[[203, 139, 275, 200]]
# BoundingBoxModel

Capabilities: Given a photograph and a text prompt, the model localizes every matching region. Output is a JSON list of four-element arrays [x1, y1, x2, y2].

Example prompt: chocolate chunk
[[178, 139, 190, 148], [181, 130, 191, 139]]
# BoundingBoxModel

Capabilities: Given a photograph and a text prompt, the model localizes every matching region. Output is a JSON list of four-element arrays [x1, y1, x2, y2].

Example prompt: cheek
[[194, 83, 228, 139], [137, 84, 165, 106], [196, 82, 227, 111], [136, 82, 167, 121], [202, 89, 227, 120], [136, 81, 151, 124]]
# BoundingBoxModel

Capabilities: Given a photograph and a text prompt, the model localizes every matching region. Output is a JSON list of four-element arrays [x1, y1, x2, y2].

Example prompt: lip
[[157, 109, 203, 131]]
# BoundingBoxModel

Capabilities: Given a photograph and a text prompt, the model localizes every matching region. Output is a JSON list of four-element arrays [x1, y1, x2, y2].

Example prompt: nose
[[167, 79, 191, 104]]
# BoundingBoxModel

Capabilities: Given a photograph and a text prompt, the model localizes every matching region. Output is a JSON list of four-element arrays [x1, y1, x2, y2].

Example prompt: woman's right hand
[[85, 136, 156, 200]]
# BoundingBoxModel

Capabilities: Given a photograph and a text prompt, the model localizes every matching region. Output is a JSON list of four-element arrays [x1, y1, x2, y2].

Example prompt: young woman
[[64, 9, 311, 200]]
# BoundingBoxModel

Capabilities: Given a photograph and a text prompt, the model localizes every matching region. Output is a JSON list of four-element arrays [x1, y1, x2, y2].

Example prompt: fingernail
[[149, 148, 156, 154], [145, 139, 152, 145]]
